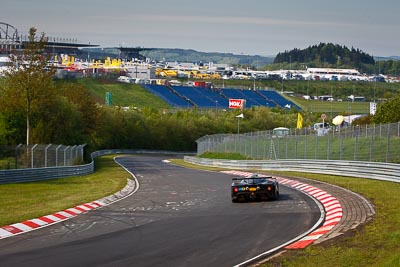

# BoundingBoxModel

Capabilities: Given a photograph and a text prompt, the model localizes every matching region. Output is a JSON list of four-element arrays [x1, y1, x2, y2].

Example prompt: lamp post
[[284, 104, 291, 127], [236, 113, 244, 134]]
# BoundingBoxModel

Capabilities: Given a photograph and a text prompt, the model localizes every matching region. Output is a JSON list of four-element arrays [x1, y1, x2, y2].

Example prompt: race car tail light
[[233, 187, 239, 192], [267, 186, 272, 191]]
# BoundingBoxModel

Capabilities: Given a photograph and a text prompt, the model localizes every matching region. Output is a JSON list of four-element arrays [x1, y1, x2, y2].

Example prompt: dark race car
[[231, 173, 279, 202]]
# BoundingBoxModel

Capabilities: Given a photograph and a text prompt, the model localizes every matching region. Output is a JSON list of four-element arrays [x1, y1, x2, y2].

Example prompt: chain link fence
[[196, 122, 400, 164], [0, 144, 86, 169]]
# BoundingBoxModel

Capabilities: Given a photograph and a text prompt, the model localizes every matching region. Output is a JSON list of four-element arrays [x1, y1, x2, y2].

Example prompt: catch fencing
[[196, 122, 400, 164], [0, 144, 86, 169], [184, 157, 400, 183]]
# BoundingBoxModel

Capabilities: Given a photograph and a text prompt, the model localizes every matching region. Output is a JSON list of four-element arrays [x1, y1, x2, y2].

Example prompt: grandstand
[[142, 84, 299, 110], [143, 84, 193, 107], [0, 22, 98, 56]]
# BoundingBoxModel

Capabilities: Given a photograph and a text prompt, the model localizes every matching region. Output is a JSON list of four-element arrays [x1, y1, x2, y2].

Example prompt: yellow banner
[[297, 113, 303, 129]]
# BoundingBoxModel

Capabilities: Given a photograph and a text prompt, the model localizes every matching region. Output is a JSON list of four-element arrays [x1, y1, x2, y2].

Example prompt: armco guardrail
[[0, 163, 94, 184], [184, 156, 400, 183], [0, 149, 195, 184]]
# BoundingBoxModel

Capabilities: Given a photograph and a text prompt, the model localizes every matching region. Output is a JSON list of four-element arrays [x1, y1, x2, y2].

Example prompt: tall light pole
[[236, 113, 244, 134], [284, 104, 291, 127]]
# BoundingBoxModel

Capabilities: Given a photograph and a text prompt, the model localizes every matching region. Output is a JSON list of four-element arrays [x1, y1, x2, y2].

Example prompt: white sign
[[370, 102, 377, 115]]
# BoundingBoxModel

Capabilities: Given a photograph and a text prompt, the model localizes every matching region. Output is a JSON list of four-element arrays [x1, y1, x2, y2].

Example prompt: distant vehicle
[[231, 173, 280, 202], [273, 127, 290, 137], [313, 122, 330, 131], [117, 76, 132, 83], [0, 56, 12, 77], [313, 122, 330, 136]]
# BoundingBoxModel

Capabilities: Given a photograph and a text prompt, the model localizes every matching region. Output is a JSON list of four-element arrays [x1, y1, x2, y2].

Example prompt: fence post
[[31, 144, 38, 168], [386, 123, 390, 163], [354, 134, 358, 161], [398, 121, 400, 137], [45, 144, 51, 167], [263, 133, 267, 159], [369, 135, 373, 162], [55, 145, 62, 167], [250, 133, 253, 158], [339, 134, 342, 160], [64, 146, 70, 166], [304, 136, 307, 159], [14, 144, 22, 169], [327, 137, 330, 160]]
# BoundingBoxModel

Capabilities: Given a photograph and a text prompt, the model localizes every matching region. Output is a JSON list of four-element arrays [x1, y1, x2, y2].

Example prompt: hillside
[[274, 43, 374, 69], [81, 47, 274, 68]]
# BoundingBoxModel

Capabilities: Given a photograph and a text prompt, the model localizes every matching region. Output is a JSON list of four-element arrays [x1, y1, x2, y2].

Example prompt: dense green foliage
[[0, 28, 101, 146], [274, 43, 375, 69], [90, 106, 300, 152], [0, 28, 55, 145], [373, 94, 400, 123], [271, 42, 400, 75]]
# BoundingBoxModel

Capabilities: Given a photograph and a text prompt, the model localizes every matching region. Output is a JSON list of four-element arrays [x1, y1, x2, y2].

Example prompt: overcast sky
[[2, 0, 399, 57]]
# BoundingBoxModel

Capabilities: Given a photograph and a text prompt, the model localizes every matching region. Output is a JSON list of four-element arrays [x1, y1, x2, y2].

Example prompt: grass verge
[[0, 155, 129, 226], [170, 159, 400, 267]]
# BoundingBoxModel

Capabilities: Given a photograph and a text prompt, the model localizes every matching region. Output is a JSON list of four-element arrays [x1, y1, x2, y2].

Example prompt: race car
[[231, 173, 279, 202]]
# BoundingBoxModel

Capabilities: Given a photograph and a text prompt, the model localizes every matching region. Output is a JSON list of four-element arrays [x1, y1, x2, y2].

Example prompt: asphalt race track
[[0, 155, 321, 267]]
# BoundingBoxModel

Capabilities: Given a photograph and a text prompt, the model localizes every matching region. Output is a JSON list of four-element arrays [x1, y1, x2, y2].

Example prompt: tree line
[[273, 42, 400, 75]]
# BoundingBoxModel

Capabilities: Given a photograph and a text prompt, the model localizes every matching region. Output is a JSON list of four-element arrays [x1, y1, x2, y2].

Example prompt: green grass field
[[290, 97, 370, 114], [77, 78, 170, 108], [0, 155, 128, 226]]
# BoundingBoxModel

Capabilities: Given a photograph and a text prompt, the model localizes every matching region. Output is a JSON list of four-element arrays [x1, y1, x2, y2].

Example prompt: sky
[[2, 0, 399, 57]]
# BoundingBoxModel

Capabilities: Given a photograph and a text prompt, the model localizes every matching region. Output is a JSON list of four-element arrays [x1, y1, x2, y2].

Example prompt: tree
[[56, 81, 101, 142], [0, 27, 55, 145], [373, 94, 400, 124]]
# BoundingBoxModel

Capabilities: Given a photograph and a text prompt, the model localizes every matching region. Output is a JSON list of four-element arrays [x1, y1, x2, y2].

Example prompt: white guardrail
[[184, 156, 400, 183]]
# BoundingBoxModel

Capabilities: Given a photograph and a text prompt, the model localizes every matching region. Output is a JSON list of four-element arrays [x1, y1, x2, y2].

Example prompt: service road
[[0, 154, 321, 267]]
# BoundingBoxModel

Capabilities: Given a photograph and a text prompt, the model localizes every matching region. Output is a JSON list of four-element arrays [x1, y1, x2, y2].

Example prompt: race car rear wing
[[231, 176, 275, 185]]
